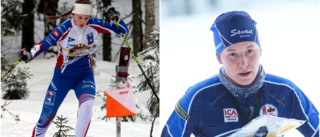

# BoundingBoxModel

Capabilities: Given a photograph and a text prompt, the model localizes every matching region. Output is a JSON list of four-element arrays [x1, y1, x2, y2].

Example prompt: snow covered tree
[[53, 115, 75, 137], [1, 57, 31, 100], [1, 57, 31, 122], [137, 29, 159, 136], [1, 0, 24, 36], [1, 0, 32, 100], [1, 0, 32, 122]]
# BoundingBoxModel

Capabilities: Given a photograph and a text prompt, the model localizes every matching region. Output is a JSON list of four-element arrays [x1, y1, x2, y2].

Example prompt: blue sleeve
[[87, 18, 128, 34], [292, 85, 319, 136], [161, 88, 200, 137], [30, 20, 71, 59]]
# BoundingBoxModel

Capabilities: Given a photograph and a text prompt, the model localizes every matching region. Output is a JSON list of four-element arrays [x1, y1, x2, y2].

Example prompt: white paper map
[[229, 115, 305, 137]]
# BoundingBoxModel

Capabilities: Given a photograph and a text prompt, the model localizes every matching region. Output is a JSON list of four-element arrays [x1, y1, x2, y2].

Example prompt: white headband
[[72, 3, 92, 15]]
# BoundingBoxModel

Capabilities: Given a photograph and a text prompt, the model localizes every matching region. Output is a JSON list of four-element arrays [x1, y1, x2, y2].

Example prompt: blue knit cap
[[210, 11, 261, 58]]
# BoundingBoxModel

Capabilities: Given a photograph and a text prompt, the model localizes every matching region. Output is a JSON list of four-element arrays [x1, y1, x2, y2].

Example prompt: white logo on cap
[[216, 42, 222, 50], [231, 29, 253, 37]]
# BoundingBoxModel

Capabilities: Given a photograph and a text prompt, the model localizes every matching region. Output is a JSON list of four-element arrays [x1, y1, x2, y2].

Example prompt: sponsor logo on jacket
[[224, 108, 238, 122], [53, 30, 61, 38], [68, 37, 75, 42], [175, 101, 190, 121], [259, 104, 278, 116]]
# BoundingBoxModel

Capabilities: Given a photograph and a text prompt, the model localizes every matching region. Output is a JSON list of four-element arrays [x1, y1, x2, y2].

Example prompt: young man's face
[[72, 14, 90, 29], [218, 41, 261, 86]]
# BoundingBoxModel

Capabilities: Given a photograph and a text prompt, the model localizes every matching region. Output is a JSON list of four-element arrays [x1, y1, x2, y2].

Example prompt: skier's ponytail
[[45, 0, 91, 22], [75, 0, 91, 4], [45, 10, 73, 22]]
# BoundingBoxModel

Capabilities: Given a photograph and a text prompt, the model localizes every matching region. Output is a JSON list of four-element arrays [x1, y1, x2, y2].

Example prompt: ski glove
[[105, 5, 120, 22], [19, 48, 32, 63]]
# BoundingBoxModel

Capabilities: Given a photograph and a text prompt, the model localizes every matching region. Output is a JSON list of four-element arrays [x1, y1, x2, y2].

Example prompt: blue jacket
[[162, 74, 319, 137], [29, 18, 128, 76]]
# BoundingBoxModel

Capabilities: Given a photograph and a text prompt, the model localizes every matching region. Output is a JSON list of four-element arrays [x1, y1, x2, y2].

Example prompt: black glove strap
[[225, 87, 263, 125]]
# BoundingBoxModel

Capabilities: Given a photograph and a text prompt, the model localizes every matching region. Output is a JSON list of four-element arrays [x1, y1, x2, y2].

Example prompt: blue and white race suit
[[30, 18, 128, 137]]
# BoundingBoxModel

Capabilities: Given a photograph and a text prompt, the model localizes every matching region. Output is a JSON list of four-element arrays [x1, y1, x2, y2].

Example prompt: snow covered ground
[[160, 0, 320, 136], [1, 58, 159, 137]]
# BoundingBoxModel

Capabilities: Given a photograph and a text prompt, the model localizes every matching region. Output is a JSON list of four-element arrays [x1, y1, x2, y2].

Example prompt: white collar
[[71, 18, 87, 47], [71, 18, 87, 32]]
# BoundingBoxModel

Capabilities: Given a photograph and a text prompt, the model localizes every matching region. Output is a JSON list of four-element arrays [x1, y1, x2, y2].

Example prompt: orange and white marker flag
[[104, 82, 137, 117]]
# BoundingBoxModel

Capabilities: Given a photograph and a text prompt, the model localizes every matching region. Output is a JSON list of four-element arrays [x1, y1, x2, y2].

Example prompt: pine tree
[[137, 29, 159, 137], [138, 30, 159, 115], [1, 57, 31, 122], [1, 57, 31, 99], [53, 115, 75, 137]]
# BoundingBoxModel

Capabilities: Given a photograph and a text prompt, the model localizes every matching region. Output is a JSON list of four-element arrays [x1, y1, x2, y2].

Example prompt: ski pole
[[1, 60, 21, 80], [111, 19, 160, 102]]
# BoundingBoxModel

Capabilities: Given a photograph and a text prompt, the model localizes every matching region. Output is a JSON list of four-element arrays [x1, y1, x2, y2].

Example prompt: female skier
[[161, 11, 319, 137], [19, 0, 128, 136]]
